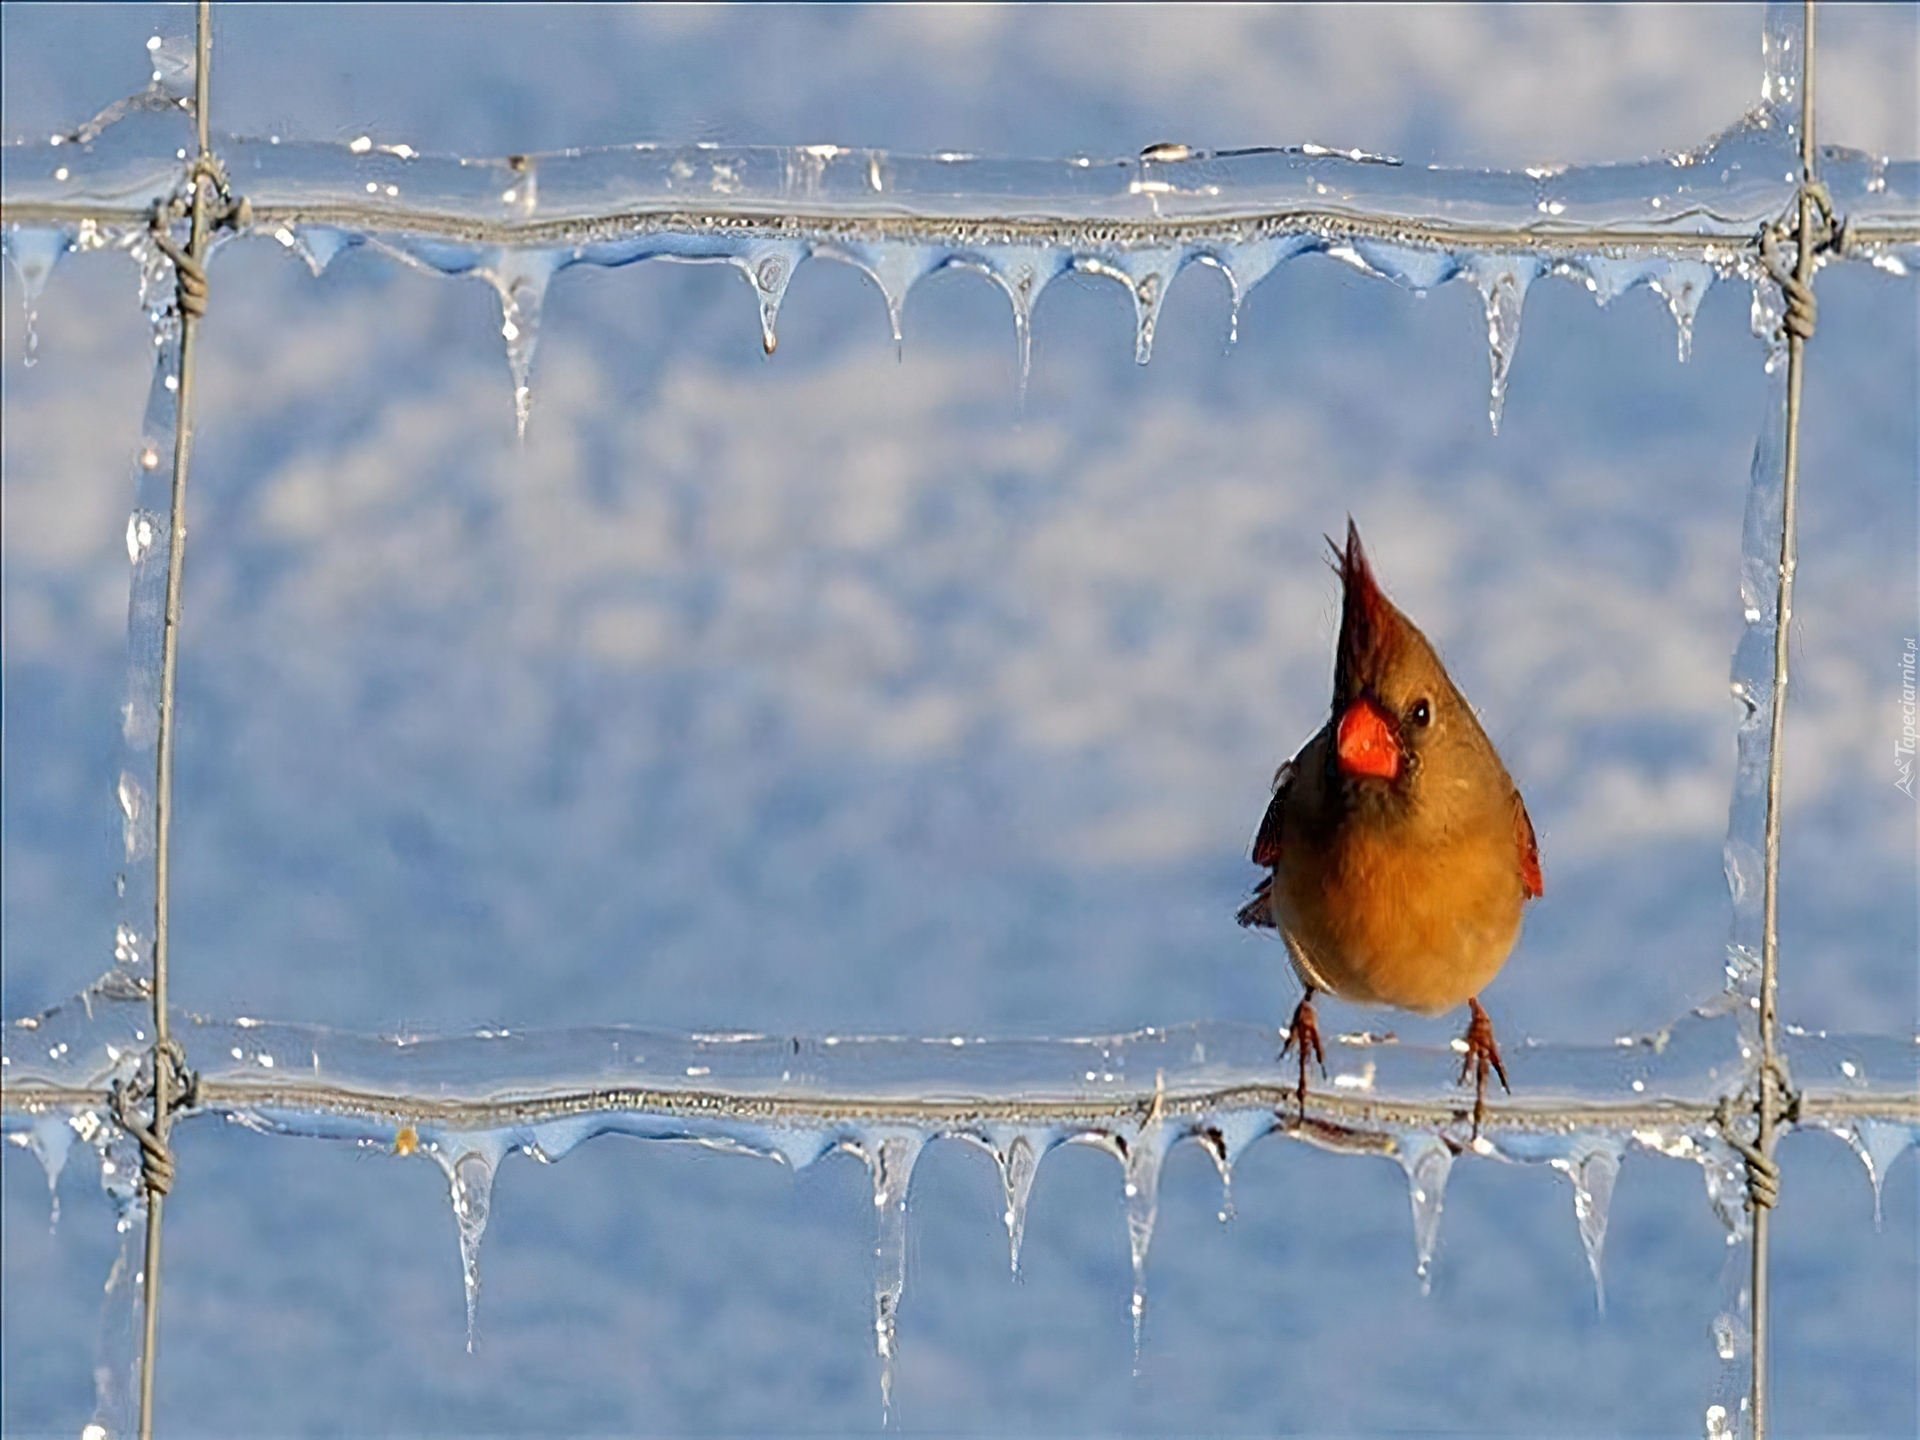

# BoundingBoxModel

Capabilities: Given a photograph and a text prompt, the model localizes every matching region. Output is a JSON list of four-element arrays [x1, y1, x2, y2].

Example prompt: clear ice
[[3, 2, 1919, 1433]]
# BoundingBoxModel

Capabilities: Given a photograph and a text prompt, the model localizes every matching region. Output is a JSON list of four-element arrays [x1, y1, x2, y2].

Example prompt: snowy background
[[3, 3, 1916, 1434]]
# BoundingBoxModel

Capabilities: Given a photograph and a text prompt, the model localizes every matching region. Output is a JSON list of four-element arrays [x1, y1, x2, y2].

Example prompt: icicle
[[863, 1129, 925, 1429], [9, 1112, 77, 1230], [434, 1137, 505, 1353], [1073, 248, 1184, 365], [1391, 1129, 1456, 1294], [1462, 255, 1541, 435], [946, 246, 1068, 403], [1650, 260, 1717, 363], [1550, 1135, 1625, 1313], [1195, 1127, 1235, 1222], [1836, 1120, 1918, 1229], [731, 241, 804, 357], [2, 225, 73, 365], [1208, 234, 1316, 347], [990, 1128, 1044, 1275], [479, 248, 563, 438], [815, 239, 945, 354], [1073, 1078, 1176, 1373], [1120, 1121, 1168, 1370]]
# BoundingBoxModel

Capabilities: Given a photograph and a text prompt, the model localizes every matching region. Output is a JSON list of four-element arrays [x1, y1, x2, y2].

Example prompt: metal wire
[[1750, 3, 1822, 1435], [135, 3, 213, 1436]]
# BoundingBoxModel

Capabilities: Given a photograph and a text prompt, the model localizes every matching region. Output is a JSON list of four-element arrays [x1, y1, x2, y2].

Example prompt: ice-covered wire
[[1749, 5, 1825, 1435], [135, 3, 217, 1437]]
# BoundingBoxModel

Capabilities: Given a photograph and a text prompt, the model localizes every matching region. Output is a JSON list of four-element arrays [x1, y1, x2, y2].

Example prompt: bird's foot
[[1279, 995, 1328, 1123], [1456, 997, 1511, 1141]]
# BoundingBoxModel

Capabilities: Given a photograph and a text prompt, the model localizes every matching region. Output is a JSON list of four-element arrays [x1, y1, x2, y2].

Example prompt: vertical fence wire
[[1751, 2, 1821, 1436], [135, 2, 214, 1436]]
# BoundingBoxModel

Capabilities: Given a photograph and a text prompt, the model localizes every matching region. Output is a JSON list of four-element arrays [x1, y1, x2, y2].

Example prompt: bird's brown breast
[[1274, 803, 1526, 1016]]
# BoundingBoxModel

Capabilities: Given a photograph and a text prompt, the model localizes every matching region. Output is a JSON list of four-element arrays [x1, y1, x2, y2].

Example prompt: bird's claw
[[1279, 996, 1328, 1123], [1456, 998, 1509, 1140]]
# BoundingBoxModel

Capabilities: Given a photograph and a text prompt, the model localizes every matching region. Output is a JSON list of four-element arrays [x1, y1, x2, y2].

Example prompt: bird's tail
[[1236, 874, 1277, 930]]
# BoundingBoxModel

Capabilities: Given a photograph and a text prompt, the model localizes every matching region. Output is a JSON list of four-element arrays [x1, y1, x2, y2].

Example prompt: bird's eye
[[1409, 699, 1431, 727]]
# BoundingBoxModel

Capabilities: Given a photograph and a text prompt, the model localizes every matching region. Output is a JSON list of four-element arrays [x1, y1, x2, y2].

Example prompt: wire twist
[[109, 1039, 199, 1199], [1715, 1055, 1796, 1213], [148, 158, 249, 323], [1759, 181, 1838, 345]]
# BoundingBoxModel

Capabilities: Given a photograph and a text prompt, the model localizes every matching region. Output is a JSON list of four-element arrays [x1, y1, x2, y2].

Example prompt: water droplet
[[732, 241, 805, 357], [124, 511, 160, 564]]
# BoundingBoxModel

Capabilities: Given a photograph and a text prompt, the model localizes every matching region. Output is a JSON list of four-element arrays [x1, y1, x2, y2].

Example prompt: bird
[[1237, 519, 1543, 1138]]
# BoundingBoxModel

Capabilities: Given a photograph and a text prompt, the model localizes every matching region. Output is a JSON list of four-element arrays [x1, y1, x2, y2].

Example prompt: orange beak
[[1336, 697, 1401, 781]]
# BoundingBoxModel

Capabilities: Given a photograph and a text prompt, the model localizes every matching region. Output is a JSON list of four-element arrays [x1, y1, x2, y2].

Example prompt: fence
[[3, 3, 1917, 1436]]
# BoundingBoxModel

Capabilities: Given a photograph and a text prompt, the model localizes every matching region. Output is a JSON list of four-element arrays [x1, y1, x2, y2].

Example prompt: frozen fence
[[3, 3, 1917, 1437]]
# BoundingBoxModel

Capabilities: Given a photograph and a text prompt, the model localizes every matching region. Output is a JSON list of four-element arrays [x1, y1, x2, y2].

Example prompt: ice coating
[[4, 4, 1919, 1428], [12, 994, 1913, 1422], [5, 36, 1914, 432]]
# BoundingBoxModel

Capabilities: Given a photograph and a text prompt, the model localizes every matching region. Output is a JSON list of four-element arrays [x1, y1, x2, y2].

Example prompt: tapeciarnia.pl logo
[[1898, 638, 1917, 798]]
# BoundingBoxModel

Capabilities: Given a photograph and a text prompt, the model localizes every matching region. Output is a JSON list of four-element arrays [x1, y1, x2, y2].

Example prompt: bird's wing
[[1515, 796, 1544, 899], [1250, 760, 1295, 867]]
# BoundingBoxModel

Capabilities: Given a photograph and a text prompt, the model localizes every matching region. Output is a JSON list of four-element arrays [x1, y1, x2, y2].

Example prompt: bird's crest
[[1330, 518, 1403, 704]]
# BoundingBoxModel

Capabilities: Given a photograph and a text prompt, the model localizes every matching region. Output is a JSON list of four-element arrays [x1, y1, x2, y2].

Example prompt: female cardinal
[[1237, 520, 1543, 1137]]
